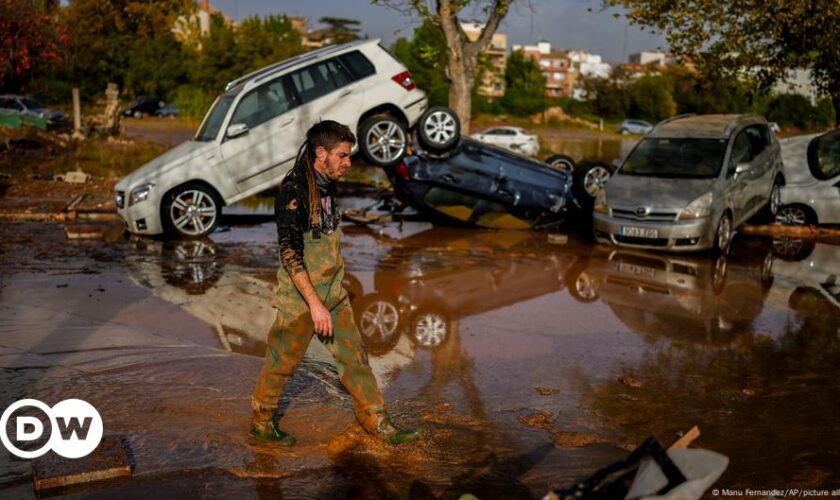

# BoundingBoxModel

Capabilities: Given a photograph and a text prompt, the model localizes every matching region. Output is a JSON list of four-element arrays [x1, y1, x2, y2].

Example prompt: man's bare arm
[[289, 269, 333, 337]]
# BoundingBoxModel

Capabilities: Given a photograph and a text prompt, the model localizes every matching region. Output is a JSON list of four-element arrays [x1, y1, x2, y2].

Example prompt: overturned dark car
[[382, 138, 578, 230]]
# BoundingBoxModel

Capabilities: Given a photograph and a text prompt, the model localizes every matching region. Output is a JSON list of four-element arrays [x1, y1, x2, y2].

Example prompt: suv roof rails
[[224, 38, 375, 92], [653, 113, 697, 130]]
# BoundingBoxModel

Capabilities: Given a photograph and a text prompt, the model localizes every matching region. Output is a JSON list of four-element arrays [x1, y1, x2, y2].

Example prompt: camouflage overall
[[251, 227, 386, 432]]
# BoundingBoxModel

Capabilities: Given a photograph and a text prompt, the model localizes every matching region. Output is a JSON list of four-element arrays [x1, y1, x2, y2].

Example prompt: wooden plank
[[32, 435, 132, 492], [667, 425, 701, 451]]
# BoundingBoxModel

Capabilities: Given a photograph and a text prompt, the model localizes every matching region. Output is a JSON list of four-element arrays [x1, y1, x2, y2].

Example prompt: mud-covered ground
[[1, 188, 839, 498]]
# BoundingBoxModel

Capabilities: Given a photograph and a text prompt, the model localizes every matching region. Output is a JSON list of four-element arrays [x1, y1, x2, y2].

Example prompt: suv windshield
[[621, 138, 728, 178], [195, 94, 236, 142]]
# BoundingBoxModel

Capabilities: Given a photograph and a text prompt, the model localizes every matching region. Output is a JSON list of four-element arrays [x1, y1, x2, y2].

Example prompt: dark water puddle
[[2, 206, 840, 495]]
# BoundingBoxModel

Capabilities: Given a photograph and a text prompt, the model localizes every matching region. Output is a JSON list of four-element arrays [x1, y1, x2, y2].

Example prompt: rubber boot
[[249, 408, 296, 446], [373, 411, 420, 445]]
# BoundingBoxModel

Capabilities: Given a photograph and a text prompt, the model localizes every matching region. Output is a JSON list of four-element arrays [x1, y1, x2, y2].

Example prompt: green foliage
[[173, 86, 216, 120], [391, 20, 450, 107], [606, 0, 840, 126], [499, 51, 547, 116], [627, 75, 676, 122], [763, 94, 834, 130]]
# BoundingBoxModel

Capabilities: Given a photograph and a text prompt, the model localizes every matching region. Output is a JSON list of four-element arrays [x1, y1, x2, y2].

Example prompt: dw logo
[[1, 399, 103, 459]]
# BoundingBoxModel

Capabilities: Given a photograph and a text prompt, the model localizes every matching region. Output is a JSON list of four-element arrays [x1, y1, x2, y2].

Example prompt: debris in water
[[535, 387, 561, 396], [32, 435, 132, 492], [619, 376, 643, 389]]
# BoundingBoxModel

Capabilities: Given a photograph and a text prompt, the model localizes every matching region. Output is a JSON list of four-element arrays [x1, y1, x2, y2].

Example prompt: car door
[[724, 129, 754, 223], [744, 125, 774, 213], [807, 129, 840, 223], [219, 75, 301, 198], [287, 56, 364, 138]]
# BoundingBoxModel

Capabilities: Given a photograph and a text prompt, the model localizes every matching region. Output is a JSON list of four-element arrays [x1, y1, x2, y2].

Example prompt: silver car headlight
[[678, 192, 713, 220], [129, 183, 154, 207]]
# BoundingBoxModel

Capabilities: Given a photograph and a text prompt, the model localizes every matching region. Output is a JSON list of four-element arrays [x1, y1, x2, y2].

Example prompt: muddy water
[[540, 132, 638, 164], [1, 210, 839, 497]]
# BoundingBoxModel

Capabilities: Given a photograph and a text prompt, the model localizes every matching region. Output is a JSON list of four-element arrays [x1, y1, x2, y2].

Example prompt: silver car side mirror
[[612, 158, 621, 169], [227, 123, 249, 139], [734, 162, 751, 175]]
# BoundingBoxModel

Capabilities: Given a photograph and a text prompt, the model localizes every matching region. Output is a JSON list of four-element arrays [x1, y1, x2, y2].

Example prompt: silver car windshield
[[195, 94, 236, 142], [621, 138, 727, 178]]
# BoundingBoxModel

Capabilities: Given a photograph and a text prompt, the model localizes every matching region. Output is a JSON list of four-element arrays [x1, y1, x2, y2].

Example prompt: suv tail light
[[395, 162, 411, 179], [392, 71, 416, 91]]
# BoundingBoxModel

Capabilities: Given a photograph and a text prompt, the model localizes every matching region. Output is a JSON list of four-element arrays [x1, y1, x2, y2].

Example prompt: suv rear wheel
[[163, 183, 222, 238], [359, 115, 408, 167]]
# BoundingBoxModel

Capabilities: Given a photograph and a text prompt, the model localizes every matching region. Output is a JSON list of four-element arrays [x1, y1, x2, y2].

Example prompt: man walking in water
[[250, 120, 419, 446]]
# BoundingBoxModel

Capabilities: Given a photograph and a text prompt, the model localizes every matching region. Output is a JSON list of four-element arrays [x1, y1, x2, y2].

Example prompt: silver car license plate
[[620, 226, 659, 238]]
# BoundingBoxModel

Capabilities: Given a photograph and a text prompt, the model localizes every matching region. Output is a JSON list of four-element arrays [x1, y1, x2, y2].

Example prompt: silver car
[[593, 114, 784, 252]]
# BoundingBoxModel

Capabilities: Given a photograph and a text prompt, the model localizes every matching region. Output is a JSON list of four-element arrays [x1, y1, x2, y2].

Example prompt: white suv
[[115, 39, 439, 238]]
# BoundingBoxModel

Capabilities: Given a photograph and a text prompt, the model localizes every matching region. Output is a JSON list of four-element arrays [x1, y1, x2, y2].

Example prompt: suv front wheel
[[163, 183, 222, 238], [359, 115, 408, 167]]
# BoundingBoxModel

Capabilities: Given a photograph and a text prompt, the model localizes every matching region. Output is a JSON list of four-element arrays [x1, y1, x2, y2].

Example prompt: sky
[[209, 0, 668, 64]]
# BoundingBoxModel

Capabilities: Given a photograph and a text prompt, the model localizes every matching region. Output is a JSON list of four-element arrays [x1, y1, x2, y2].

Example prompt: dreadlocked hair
[[292, 120, 356, 229]]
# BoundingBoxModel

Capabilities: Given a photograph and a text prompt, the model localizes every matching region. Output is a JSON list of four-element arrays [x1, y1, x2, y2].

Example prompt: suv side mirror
[[734, 162, 751, 175], [612, 158, 621, 169], [227, 123, 249, 139]]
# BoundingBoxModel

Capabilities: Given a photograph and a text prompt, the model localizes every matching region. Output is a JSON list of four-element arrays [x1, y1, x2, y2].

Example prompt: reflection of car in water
[[581, 237, 775, 343], [769, 240, 840, 319], [346, 226, 583, 350]]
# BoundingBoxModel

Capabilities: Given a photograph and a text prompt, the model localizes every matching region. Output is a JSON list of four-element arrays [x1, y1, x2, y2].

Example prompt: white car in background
[[776, 129, 840, 226], [471, 126, 539, 156]]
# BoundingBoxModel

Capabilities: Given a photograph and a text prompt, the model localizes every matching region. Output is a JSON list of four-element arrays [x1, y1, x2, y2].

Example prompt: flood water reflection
[[113, 214, 840, 494]]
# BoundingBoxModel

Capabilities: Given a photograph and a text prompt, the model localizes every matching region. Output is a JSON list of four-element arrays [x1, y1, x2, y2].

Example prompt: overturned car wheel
[[417, 106, 461, 154], [359, 115, 408, 167], [545, 154, 576, 173], [573, 161, 613, 206]]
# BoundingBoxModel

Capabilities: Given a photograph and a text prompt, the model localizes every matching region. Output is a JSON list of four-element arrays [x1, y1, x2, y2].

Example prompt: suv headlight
[[129, 183, 154, 206], [593, 189, 608, 214], [678, 192, 713, 220]]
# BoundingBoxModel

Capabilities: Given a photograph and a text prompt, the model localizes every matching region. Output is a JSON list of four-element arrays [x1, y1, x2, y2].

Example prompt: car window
[[21, 98, 41, 109], [745, 126, 766, 156], [621, 138, 728, 178], [231, 77, 295, 130], [289, 58, 351, 103], [0, 98, 23, 111], [195, 94, 236, 142], [808, 129, 840, 180], [338, 51, 375, 80], [484, 129, 501, 135], [729, 131, 753, 169]]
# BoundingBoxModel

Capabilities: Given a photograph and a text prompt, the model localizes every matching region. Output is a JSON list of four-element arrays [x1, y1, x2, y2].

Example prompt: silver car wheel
[[422, 110, 458, 146], [359, 300, 399, 343], [170, 189, 219, 237], [776, 206, 807, 226], [413, 313, 447, 347], [583, 166, 611, 197], [366, 120, 407, 164]]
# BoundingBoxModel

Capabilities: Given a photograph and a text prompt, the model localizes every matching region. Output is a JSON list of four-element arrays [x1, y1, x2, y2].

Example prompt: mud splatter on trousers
[[251, 228, 386, 432]]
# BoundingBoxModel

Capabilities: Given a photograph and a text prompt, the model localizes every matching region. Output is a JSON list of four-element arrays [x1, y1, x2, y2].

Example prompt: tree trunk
[[833, 94, 840, 129], [448, 59, 475, 134]]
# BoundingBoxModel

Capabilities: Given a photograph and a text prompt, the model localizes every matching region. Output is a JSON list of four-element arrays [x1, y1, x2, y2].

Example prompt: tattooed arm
[[275, 179, 333, 336]]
